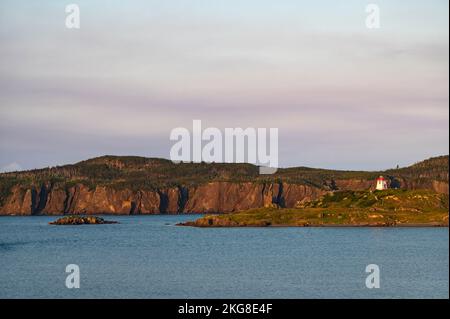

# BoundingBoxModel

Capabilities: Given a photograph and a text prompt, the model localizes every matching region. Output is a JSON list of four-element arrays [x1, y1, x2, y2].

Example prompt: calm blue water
[[0, 215, 448, 299]]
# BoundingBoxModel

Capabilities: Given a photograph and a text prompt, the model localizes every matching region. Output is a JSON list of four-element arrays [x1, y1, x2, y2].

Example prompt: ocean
[[0, 215, 448, 298]]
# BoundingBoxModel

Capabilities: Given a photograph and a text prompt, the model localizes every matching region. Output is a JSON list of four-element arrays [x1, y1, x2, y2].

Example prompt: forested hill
[[0, 155, 448, 192], [0, 155, 447, 215]]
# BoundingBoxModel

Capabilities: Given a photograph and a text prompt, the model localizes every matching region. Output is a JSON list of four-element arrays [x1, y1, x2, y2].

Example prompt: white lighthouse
[[376, 176, 388, 190]]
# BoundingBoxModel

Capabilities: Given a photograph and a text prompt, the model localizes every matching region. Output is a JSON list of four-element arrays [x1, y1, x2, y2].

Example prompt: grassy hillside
[[180, 189, 449, 227]]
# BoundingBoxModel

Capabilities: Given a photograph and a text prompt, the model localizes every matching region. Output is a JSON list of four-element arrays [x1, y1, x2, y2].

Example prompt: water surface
[[0, 215, 448, 298]]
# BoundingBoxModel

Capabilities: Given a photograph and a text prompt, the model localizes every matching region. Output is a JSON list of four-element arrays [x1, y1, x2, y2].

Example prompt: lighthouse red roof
[[376, 176, 385, 180]]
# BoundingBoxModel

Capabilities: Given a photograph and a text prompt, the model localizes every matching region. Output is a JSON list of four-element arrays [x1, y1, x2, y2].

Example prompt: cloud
[[0, 0, 448, 170]]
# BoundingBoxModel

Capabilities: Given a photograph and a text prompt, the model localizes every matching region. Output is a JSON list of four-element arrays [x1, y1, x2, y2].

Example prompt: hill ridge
[[0, 155, 447, 215]]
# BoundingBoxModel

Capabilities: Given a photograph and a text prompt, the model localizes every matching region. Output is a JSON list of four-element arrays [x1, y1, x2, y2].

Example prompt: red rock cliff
[[0, 181, 327, 215]]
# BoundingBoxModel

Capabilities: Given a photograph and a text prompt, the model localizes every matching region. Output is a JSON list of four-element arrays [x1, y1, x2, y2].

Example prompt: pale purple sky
[[0, 0, 448, 171]]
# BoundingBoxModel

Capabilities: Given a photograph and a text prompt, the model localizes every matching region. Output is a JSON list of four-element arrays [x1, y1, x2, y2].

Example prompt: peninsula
[[0, 155, 448, 224], [178, 189, 448, 227]]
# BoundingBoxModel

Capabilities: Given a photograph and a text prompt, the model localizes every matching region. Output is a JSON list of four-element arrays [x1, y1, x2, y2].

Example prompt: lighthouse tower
[[376, 176, 388, 190]]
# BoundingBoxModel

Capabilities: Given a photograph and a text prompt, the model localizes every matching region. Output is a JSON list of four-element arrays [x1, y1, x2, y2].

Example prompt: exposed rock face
[[281, 183, 327, 208], [432, 181, 449, 194], [403, 179, 449, 194], [184, 182, 266, 213], [0, 186, 33, 215], [43, 187, 66, 215], [0, 181, 326, 215], [0, 178, 447, 216], [332, 179, 374, 191], [64, 185, 135, 214], [135, 190, 160, 214]]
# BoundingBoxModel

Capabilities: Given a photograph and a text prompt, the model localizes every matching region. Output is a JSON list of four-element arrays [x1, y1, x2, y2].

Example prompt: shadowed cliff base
[[0, 155, 448, 215]]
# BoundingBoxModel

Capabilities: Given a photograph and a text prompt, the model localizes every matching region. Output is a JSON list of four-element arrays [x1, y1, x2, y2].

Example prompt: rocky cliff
[[0, 155, 447, 215], [0, 181, 327, 215]]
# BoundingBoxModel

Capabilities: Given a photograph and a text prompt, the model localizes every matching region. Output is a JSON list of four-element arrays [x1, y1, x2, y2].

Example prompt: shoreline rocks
[[49, 216, 118, 225]]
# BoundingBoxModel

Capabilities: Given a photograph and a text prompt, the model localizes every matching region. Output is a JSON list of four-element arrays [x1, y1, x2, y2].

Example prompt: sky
[[0, 0, 448, 171]]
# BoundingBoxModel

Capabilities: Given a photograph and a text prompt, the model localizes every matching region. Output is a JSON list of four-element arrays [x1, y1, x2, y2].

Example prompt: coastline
[[1, 214, 447, 227], [177, 221, 449, 228]]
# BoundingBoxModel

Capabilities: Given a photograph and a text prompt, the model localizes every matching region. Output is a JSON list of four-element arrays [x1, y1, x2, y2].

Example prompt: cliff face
[[395, 178, 449, 195], [0, 155, 447, 215], [2, 178, 446, 216], [0, 182, 326, 215], [0, 187, 34, 215]]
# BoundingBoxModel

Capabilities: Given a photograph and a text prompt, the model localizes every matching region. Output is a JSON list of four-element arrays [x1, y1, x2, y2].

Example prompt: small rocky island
[[49, 216, 118, 225]]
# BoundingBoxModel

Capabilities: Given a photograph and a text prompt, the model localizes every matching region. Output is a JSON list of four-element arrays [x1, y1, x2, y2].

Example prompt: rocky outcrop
[[392, 178, 449, 194], [281, 183, 327, 208], [432, 180, 449, 194], [332, 179, 374, 191], [49, 216, 118, 225], [184, 182, 265, 213], [0, 186, 33, 215]]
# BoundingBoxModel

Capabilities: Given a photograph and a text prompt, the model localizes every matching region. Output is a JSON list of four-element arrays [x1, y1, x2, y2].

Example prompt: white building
[[376, 176, 388, 190]]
